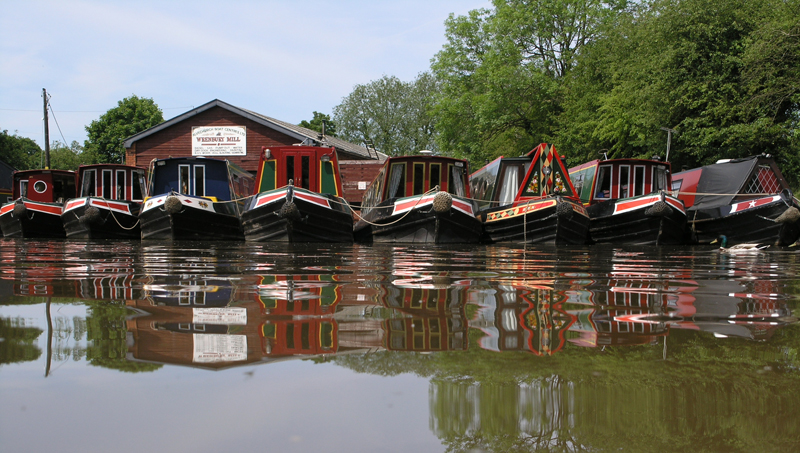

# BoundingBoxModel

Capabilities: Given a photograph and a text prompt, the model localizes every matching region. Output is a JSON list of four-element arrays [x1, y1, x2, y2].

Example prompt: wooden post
[[43, 88, 50, 169]]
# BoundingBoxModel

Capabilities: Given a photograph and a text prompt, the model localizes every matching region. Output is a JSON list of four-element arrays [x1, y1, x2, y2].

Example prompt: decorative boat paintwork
[[61, 164, 147, 239], [672, 155, 800, 246], [140, 157, 254, 240], [0, 169, 77, 238], [568, 157, 688, 245], [470, 143, 590, 245], [241, 146, 353, 242], [353, 154, 482, 244]]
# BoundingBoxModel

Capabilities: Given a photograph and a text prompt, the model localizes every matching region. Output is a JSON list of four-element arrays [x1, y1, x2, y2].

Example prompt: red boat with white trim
[[353, 153, 482, 244], [61, 164, 148, 239], [671, 155, 800, 246], [470, 143, 590, 245], [569, 156, 687, 245], [241, 146, 353, 242], [0, 169, 77, 238]]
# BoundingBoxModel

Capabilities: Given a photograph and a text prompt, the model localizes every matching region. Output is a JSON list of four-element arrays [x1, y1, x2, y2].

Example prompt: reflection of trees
[[335, 325, 800, 452], [85, 303, 161, 373], [0, 317, 43, 365]]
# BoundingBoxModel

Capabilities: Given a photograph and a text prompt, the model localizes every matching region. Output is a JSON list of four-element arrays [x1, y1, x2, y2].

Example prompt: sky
[[1, 0, 492, 149]]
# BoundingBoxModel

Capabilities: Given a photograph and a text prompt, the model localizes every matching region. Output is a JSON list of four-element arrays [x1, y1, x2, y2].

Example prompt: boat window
[[102, 170, 113, 199], [301, 156, 310, 189], [653, 167, 667, 191], [286, 156, 295, 185], [133, 171, 146, 201], [671, 179, 682, 192], [633, 166, 645, 196], [20, 180, 28, 198], [179, 165, 190, 194], [82, 169, 96, 197], [430, 164, 441, 190], [619, 165, 630, 198], [746, 165, 781, 194], [413, 163, 425, 195], [194, 165, 205, 197], [499, 164, 523, 203], [449, 165, 466, 197], [595, 166, 612, 199], [387, 163, 406, 199], [116, 170, 126, 200]]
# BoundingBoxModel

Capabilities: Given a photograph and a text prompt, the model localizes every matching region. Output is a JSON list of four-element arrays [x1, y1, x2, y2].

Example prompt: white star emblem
[[749, 200, 757, 208]]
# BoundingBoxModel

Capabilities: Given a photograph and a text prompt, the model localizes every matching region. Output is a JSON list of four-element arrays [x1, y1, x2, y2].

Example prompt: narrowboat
[[469, 143, 590, 245], [0, 169, 78, 238], [139, 157, 254, 240], [568, 157, 687, 245], [241, 146, 353, 242], [353, 153, 482, 244], [671, 155, 800, 246], [61, 164, 148, 239]]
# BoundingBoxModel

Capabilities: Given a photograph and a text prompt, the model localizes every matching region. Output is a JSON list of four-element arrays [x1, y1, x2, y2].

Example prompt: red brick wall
[[127, 106, 305, 173], [339, 160, 384, 205]]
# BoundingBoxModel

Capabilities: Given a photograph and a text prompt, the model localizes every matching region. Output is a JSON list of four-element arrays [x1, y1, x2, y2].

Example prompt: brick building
[[123, 99, 385, 204]]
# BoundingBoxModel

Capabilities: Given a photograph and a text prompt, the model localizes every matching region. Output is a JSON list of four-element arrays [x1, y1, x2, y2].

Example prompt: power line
[[47, 99, 70, 146], [0, 105, 195, 113]]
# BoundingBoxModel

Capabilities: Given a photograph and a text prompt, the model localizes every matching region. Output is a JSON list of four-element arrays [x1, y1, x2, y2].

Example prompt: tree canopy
[[84, 95, 163, 164], [0, 129, 41, 170], [299, 111, 337, 136], [333, 73, 440, 156]]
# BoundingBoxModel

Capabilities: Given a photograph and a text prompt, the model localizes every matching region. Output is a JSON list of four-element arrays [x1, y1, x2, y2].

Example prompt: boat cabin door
[[282, 150, 318, 191]]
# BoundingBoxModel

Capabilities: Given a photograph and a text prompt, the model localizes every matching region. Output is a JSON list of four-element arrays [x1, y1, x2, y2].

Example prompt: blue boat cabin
[[148, 157, 254, 201]]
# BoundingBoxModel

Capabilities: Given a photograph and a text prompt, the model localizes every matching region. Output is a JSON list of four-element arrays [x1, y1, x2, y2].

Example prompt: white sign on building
[[192, 126, 247, 156]]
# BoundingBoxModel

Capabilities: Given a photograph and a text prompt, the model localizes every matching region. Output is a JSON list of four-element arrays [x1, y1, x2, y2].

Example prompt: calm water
[[1, 239, 799, 453]]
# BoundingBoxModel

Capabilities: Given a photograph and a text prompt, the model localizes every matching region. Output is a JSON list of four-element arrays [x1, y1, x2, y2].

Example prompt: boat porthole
[[33, 180, 47, 193]]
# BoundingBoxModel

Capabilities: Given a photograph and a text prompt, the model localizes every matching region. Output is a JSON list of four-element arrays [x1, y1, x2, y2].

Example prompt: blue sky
[[1, 0, 491, 148]]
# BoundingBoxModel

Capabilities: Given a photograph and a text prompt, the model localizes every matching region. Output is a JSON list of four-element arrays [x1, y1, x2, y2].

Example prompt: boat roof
[[678, 156, 762, 210]]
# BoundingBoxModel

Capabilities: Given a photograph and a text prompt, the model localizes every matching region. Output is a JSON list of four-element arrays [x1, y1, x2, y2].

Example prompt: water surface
[[1, 239, 799, 452]]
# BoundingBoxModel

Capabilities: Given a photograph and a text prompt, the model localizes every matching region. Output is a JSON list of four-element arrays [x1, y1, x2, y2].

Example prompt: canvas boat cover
[[690, 156, 758, 211]]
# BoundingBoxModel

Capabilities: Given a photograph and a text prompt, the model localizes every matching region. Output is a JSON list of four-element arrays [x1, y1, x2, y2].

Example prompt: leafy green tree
[[299, 111, 337, 136], [0, 317, 42, 366], [84, 95, 163, 163], [333, 72, 440, 156], [0, 129, 40, 169], [29, 140, 98, 171], [431, 0, 628, 166], [557, 0, 800, 174]]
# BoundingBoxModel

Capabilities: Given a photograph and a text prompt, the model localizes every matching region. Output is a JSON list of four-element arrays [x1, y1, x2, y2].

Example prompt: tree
[[84, 95, 163, 163], [29, 140, 97, 171], [0, 129, 41, 169], [431, 0, 628, 166], [333, 73, 440, 156], [299, 111, 337, 136]]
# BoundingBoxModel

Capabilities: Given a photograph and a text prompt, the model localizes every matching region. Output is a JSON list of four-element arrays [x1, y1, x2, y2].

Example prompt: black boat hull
[[354, 193, 482, 244], [587, 194, 688, 245], [140, 194, 244, 241], [688, 193, 800, 246], [62, 197, 141, 239], [0, 199, 66, 238], [482, 197, 590, 245], [241, 188, 353, 242]]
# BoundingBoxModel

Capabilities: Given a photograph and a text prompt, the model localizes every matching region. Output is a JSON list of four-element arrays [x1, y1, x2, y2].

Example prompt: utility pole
[[660, 126, 676, 162], [42, 88, 50, 169]]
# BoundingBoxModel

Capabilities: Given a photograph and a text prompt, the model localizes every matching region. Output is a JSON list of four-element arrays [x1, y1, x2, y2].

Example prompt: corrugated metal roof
[[123, 99, 387, 161]]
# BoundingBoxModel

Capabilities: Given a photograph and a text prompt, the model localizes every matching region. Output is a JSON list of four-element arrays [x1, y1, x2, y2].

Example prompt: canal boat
[[568, 157, 687, 245], [469, 143, 590, 245], [0, 169, 78, 238], [139, 156, 254, 240], [353, 153, 482, 244], [61, 164, 148, 239], [671, 155, 800, 246], [241, 146, 353, 242]]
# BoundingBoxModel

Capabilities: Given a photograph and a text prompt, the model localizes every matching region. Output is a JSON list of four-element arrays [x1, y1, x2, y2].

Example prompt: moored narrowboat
[[61, 164, 148, 239], [0, 169, 78, 238], [241, 146, 353, 242], [568, 157, 687, 245], [353, 153, 482, 244], [140, 157, 254, 240], [671, 155, 800, 246], [469, 143, 590, 245]]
